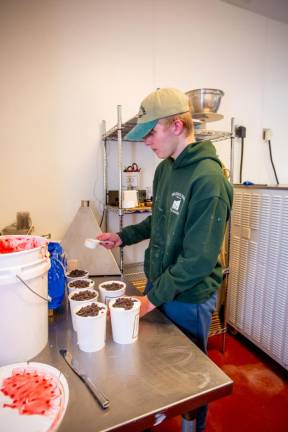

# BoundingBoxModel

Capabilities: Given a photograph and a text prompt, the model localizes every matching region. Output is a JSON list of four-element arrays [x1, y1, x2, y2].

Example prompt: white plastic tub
[[0, 235, 50, 366], [98, 280, 126, 305], [109, 297, 140, 344]]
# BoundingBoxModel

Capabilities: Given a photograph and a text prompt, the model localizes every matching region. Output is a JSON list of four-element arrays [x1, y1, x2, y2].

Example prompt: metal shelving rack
[[102, 106, 153, 276], [102, 106, 232, 263], [102, 102, 232, 350]]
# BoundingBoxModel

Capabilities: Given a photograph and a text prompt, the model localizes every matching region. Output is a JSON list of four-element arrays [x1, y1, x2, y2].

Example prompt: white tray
[[0, 362, 69, 432]]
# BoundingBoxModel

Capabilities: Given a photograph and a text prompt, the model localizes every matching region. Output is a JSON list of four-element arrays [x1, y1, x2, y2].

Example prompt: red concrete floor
[[152, 332, 288, 432]]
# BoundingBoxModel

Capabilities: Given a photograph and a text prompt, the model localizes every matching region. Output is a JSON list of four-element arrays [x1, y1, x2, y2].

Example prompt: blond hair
[[161, 111, 194, 137]]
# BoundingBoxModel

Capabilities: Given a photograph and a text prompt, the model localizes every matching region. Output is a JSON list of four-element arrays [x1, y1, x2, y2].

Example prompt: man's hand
[[133, 295, 156, 318], [96, 232, 122, 249]]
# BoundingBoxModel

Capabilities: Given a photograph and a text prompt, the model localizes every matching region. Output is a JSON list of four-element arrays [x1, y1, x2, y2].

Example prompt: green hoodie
[[119, 140, 233, 307]]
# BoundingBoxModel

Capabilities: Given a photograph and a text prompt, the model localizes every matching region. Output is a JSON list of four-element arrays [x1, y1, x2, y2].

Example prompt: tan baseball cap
[[125, 88, 190, 141]]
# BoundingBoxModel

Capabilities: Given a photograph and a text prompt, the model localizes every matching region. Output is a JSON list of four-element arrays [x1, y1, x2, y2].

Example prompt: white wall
[[1, 0, 288, 257]]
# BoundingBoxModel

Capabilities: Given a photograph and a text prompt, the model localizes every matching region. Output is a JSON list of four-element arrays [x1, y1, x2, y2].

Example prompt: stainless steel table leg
[[182, 417, 196, 432]]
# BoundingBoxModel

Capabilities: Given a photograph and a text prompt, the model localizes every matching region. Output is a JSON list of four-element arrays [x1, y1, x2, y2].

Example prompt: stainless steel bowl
[[187, 88, 224, 114]]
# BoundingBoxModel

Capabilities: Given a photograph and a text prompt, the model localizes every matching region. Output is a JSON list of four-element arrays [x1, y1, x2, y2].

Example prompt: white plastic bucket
[[67, 278, 95, 295], [109, 297, 140, 344], [0, 235, 50, 366], [74, 301, 107, 352], [98, 280, 126, 305], [68, 288, 99, 331]]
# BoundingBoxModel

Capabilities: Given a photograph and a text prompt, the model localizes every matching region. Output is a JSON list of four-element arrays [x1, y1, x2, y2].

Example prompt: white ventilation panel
[[227, 187, 288, 370]]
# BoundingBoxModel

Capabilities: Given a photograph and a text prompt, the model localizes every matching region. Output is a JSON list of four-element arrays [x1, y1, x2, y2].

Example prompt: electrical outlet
[[263, 128, 272, 141], [235, 125, 246, 138]]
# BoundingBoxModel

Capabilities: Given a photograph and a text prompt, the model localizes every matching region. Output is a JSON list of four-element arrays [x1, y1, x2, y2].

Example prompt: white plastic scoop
[[84, 238, 114, 249]]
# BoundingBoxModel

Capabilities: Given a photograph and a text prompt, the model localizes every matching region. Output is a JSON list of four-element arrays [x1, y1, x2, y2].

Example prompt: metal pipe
[[117, 105, 124, 273], [103, 120, 108, 230], [117, 105, 123, 209], [230, 117, 235, 184], [181, 418, 196, 432], [81, 200, 90, 207]]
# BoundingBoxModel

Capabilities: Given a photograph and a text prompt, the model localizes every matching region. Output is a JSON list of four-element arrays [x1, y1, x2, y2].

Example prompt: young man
[[97, 88, 233, 431]]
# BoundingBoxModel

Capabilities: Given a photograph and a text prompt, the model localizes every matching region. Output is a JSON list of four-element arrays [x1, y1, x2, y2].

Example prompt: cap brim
[[124, 119, 158, 141]]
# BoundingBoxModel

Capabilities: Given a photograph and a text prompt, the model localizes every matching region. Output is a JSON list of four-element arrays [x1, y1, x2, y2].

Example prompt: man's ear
[[173, 119, 184, 136]]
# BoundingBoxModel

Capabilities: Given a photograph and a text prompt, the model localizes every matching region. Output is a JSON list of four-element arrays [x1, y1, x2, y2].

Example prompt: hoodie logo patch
[[170, 192, 185, 215]]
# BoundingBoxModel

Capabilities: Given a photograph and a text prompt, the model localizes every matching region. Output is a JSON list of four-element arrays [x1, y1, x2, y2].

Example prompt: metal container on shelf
[[187, 88, 224, 114]]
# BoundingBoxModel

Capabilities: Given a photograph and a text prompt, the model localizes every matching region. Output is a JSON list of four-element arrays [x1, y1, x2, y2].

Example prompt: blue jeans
[[144, 281, 217, 431]]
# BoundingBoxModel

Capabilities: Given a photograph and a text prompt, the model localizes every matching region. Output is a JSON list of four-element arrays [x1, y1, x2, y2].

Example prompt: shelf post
[[230, 117, 235, 184], [102, 120, 108, 231], [117, 105, 124, 273]]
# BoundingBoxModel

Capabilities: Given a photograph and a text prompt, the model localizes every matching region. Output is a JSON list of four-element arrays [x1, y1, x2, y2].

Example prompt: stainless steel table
[[35, 277, 233, 431]]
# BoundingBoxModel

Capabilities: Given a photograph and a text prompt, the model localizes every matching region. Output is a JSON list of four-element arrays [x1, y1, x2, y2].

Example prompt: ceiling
[[220, 0, 288, 25]]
